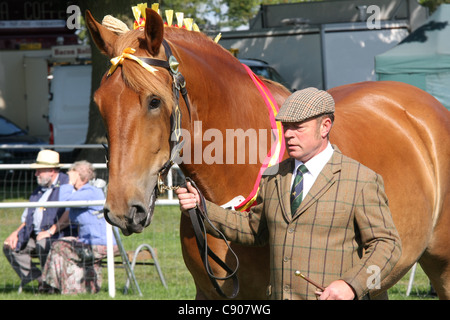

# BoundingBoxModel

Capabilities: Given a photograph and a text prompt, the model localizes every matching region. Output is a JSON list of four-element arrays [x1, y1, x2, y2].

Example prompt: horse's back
[[329, 81, 449, 195], [328, 81, 450, 289], [330, 81, 449, 190]]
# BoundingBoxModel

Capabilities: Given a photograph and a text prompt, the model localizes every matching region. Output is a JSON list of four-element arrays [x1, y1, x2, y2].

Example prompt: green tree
[[223, 0, 261, 29], [218, 0, 319, 30], [419, 0, 450, 13]]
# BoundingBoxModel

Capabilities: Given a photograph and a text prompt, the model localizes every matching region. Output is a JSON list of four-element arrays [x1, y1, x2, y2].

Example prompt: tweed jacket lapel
[[276, 146, 343, 221]]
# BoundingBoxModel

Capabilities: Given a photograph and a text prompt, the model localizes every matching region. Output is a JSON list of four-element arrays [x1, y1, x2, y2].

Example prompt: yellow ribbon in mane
[[108, 47, 158, 77]]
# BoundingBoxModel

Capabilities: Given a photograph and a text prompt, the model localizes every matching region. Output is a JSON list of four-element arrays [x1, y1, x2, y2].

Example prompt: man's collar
[[294, 142, 334, 177], [49, 173, 60, 189]]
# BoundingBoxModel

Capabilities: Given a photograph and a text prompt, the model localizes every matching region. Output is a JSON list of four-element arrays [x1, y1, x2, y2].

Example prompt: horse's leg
[[418, 201, 450, 299], [180, 214, 269, 299], [194, 287, 209, 300], [181, 214, 235, 299], [228, 244, 269, 299], [419, 255, 447, 299]]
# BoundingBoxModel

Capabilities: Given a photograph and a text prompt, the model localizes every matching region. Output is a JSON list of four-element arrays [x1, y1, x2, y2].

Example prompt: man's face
[[35, 168, 56, 187], [283, 117, 328, 163]]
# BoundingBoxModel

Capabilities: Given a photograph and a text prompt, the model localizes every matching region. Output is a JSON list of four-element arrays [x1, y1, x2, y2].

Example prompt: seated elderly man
[[3, 150, 75, 292]]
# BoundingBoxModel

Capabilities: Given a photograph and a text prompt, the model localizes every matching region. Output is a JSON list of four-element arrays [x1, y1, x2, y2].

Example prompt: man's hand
[[3, 231, 19, 250], [175, 182, 200, 212], [315, 280, 356, 300], [67, 170, 80, 186], [36, 230, 51, 241]]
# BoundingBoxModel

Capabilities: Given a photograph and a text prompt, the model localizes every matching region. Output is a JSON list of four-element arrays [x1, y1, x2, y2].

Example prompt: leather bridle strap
[[140, 40, 191, 120], [137, 40, 191, 182], [185, 177, 240, 299]]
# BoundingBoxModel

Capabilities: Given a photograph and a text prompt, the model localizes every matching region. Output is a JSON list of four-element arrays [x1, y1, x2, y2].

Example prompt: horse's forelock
[[111, 29, 174, 104]]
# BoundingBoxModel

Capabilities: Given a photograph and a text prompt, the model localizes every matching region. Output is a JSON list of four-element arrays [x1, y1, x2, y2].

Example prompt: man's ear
[[320, 117, 333, 138]]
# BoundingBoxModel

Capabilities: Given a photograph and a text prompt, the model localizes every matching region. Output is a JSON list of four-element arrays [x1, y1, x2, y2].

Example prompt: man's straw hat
[[30, 150, 62, 169]]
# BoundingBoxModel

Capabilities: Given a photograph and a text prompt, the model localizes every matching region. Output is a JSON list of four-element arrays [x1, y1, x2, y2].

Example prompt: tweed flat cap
[[276, 87, 335, 123]]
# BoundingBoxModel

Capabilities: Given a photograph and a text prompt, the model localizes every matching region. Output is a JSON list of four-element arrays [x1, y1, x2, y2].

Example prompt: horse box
[[48, 64, 92, 149]]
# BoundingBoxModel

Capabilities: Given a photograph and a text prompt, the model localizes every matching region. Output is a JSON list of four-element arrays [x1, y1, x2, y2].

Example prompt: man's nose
[[284, 129, 293, 138]]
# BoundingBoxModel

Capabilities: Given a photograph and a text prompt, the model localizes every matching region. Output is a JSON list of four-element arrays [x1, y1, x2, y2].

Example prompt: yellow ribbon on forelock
[[108, 47, 158, 76]]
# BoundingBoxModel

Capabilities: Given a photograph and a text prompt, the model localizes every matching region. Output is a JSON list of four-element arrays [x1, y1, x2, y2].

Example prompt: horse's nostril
[[129, 205, 148, 226], [102, 208, 113, 225]]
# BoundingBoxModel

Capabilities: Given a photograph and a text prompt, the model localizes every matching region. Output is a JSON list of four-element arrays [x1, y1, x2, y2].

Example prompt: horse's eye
[[148, 97, 161, 110]]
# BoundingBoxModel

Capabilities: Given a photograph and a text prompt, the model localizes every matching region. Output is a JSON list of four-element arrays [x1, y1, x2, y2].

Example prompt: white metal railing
[[0, 163, 106, 170], [0, 165, 179, 207], [0, 143, 181, 206]]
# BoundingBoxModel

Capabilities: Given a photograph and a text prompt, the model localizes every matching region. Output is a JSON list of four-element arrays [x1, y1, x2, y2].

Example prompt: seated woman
[[41, 160, 117, 294]]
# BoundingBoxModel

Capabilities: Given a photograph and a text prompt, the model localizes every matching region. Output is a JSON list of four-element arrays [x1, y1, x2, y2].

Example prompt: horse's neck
[[169, 32, 287, 204], [177, 72, 274, 203]]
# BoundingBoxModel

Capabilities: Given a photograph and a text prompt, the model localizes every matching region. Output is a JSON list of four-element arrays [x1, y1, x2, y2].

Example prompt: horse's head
[[86, 9, 178, 235]]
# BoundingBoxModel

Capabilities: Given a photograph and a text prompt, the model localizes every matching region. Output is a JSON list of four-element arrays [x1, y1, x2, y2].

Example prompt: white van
[[48, 64, 92, 148]]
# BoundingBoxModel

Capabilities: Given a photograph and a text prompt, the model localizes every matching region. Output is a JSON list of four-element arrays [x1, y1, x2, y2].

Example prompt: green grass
[[0, 204, 438, 300]]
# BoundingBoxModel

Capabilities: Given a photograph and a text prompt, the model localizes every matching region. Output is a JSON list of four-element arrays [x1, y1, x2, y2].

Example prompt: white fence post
[[106, 222, 115, 298]]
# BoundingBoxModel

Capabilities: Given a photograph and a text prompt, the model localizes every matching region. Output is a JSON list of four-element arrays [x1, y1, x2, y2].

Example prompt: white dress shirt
[[291, 142, 334, 201]]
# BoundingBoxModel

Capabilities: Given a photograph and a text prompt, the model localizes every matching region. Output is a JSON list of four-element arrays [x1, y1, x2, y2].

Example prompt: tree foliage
[[419, 0, 450, 13], [222, 0, 261, 28]]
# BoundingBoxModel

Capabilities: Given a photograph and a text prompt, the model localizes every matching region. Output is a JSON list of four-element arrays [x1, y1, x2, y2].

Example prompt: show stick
[[294, 270, 326, 291]]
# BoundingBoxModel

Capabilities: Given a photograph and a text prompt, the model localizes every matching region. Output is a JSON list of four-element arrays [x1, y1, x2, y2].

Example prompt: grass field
[[0, 204, 438, 300]]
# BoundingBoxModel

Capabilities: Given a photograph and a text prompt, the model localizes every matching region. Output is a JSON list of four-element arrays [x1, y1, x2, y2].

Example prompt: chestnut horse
[[86, 9, 450, 299]]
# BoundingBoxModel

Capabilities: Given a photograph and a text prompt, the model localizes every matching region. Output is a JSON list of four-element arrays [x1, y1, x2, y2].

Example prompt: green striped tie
[[291, 164, 308, 215]]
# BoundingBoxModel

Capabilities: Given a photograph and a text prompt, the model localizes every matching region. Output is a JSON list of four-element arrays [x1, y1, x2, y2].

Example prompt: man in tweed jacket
[[177, 88, 402, 300]]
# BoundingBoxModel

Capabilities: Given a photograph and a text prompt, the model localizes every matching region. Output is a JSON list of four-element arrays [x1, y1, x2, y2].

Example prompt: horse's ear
[[85, 10, 118, 57], [144, 8, 164, 56]]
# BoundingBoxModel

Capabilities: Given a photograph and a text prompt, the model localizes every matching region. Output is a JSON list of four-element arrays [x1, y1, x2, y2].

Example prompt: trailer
[[218, 0, 428, 91], [0, 0, 87, 143], [0, 44, 91, 144]]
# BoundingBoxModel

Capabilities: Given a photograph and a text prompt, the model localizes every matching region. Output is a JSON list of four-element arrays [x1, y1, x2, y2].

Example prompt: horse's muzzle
[[103, 188, 157, 235]]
